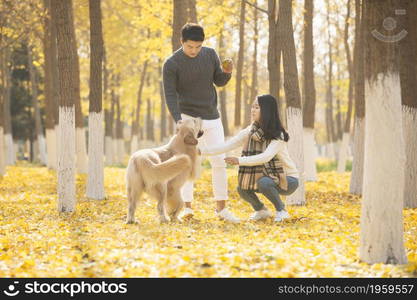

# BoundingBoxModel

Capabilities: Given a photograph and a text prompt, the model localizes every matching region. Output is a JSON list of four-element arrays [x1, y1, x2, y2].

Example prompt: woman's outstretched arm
[[200, 126, 251, 156]]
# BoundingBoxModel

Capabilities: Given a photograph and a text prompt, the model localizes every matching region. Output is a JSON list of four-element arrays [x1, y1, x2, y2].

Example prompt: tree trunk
[[360, 0, 407, 265], [158, 61, 167, 142], [325, 1, 337, 159], [131, 61, 148, 153], [50, 0, 60, 151], [115, 89, 124, 164], [399, 0, 417, 209], [217, 30, 230, 136], [187, 0, 198, 23], [234, 0, 246, 127], [246, 1, 258, 127], [2, 48, 15, 165], [338, 0, 354, 174], [268, 0, 283, 122], [302, 0, 318, 181], [0, 56, 5, 175], [53, 0, 76, 212], [169, 0, 186, 135], [43, 0, 58, 170], [172, 0, 187, 52], [28, 46, 47, 165], [67, 2, 87, 174], [350, 0, 365, 195], [86, 0, 105, 200], [280, 0, 305, 206], [104, 53, 115, 165]]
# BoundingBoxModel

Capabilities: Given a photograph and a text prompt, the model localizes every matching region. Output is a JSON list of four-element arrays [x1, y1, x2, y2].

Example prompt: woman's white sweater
[[200, 126, 299, 178]]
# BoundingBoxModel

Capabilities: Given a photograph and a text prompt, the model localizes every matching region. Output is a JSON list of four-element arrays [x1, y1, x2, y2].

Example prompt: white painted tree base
[[324, 143, 336, 160], [38, 134, 47, 165], [117, 138, 125, 164], [286, 107, 305, 206], [57, 106, 76, 212], [337, 132, 350, 173], [76, 127, 88, 174], [5, 133, 15, 165], [360, 73, 407, 264], [349, 117, 365, 195], [402, 106, 417, 208], [303, 127, 317, 181], [0, 127, 6, 176], [86, 112, 105, 200], [46, 128, 57, 169], [104, 136, 115, 165], [130, 135, 139, 154]]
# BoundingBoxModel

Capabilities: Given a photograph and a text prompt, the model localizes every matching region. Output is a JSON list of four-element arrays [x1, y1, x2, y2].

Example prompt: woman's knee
[[279, 177, 299, 195], [257, 176, 275, 191]]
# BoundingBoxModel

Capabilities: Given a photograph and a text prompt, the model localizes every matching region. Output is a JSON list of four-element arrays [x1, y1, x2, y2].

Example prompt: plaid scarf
[[238, 122, 287, 191]]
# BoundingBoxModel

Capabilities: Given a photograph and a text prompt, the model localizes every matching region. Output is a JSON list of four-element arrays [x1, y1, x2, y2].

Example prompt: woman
[[200, 94, 299, 222]]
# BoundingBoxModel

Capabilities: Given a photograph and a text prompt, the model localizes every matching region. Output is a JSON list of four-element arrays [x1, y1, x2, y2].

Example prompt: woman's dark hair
[[181, 23, 205, 42], [257, 94, 289, 142]]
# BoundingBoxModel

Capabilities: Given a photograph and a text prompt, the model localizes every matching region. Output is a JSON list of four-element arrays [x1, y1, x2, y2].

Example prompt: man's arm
[[162, 59, 181, 122], [212, 49, 232, 87]]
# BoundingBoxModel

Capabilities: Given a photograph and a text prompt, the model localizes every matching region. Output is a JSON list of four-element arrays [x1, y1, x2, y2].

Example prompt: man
[[163, 23, 239, 223]]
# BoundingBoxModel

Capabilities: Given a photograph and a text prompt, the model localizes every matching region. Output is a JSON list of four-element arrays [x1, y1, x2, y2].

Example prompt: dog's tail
[[145, 154, 192, 185]]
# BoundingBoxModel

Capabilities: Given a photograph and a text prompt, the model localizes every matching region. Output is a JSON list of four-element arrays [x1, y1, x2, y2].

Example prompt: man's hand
[[222, 59, 233, 73], [224, 157, 239, 165], [175, 120, 183, 133]]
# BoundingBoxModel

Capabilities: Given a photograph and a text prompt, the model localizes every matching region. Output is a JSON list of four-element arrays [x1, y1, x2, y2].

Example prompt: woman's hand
[[224, 157, 239, 165]]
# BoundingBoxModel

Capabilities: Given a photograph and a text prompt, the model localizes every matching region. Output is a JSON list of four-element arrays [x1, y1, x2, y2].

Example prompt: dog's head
[[177, 117, 203, 146]]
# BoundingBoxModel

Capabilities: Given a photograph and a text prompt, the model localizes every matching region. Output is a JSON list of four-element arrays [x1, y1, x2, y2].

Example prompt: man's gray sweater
[[162, 46, 231, 122]]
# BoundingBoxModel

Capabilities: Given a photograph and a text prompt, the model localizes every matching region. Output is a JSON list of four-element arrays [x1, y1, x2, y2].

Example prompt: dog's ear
[[184, 133, 198, 145], [197, 130, 204, 138]]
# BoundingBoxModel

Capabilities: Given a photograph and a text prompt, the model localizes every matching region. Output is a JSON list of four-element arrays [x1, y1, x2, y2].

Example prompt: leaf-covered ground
[[0, 162, 416, 277]]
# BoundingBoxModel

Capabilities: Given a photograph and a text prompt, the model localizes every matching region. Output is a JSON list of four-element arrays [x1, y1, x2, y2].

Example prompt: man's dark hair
[[181, 23, 205, 42]]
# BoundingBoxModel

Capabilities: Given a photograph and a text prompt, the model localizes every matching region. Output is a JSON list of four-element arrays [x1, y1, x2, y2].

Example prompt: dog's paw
[[171, 217, 182, 223], [126, 219, 138, 225], [160, 216, 171, 224]]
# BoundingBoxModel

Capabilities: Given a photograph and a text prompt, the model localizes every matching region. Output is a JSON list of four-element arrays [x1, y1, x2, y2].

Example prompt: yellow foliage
[[0, 163, 416, 277]]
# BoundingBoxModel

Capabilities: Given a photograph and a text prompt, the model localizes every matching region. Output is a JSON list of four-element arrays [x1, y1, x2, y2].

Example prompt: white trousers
[[181, 116, 228, 202]]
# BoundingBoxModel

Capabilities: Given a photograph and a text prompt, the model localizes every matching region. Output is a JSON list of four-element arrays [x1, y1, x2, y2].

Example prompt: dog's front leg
[[170, 191, 184, 222]]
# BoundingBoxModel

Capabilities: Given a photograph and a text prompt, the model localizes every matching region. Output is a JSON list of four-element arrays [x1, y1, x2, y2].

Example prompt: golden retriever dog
[[126, 117, 203, 224]]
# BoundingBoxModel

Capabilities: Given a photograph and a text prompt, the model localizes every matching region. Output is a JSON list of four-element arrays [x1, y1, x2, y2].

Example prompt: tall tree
[[158, 60, 167, 142], [115, 82, 124, 164], [2, 48, 14, 165], [170, 0, 187, 135], [103, 52, 115, 165], [28, 46, 47, 165], [131, 61, 148, 152], [68, 2, 87, 174], [86, 0, 105, 200], [302, 0, 318, 181], [52, 0, 76, 212], [267, 0, 283, 121], [325, 1, 337, 159], [349, 0, 365, 195], [234, 0, 246, 127], [187, 0, 198, 23], [218, 30, 230, 136], [42, 0, 58, 170], [245, 0, 259, 127], [360, 0, 407, 264], [0, 51, 5, 175], [280, 0, 305, 206], [337, 0, 354, 173], [399, 0, 417, 208]]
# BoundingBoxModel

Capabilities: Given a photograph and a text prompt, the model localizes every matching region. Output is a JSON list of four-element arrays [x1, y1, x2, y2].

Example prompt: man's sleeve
[[162, 59, 181, 122], [212, 49, 231, 87]]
